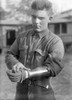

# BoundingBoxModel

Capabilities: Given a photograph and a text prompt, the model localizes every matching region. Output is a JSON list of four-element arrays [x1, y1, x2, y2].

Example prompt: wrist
[[20, 70, 29, 83], [12, 64, 18, 73]]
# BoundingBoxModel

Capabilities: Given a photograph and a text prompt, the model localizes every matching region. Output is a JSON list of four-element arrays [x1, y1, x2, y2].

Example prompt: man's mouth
[[35, 25, 41, 29]]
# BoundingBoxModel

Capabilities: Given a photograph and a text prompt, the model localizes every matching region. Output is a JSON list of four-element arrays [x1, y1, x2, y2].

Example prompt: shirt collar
[[33, 28, 49, 38]]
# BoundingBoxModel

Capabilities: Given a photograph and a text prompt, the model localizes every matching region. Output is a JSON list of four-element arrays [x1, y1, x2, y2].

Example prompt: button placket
[[23, 45, 28, 65], [26, 52, 32, 66]]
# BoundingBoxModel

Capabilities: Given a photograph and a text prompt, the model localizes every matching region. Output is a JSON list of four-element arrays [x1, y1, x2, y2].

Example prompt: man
[[5, 0, 64, 100]]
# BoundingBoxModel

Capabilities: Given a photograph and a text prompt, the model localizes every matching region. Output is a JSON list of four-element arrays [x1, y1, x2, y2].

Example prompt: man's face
[[31, 9, 49, 32]]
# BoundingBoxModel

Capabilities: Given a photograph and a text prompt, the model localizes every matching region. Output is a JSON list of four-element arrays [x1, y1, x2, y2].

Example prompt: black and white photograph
[[0, 0, 72, 100]]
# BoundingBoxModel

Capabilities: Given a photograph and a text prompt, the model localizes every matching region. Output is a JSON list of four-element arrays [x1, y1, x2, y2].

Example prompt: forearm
[[23, 55, 64, 82], [5, 52, 19, 69], [27, 66, 51, 80], [5, 37, 20, 69], [43, 54, 64, 77], [29, 68, 48, 77]]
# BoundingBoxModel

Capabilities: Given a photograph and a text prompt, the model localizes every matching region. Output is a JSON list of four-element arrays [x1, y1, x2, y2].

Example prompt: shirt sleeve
[[50, 38, 64, 60], [43, 36, 65, 77]]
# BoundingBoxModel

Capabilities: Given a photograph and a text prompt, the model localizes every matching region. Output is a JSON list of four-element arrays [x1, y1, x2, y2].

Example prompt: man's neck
[[35, 28, 49, 38]]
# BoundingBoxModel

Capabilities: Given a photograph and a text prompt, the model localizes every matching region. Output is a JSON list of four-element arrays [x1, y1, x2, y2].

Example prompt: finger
[[23, 67, 31, 71], [16, 66, 20, 72], [12, 65, 17, 73], [9, 78, 20, 82], [7, 73, 21, 78], [6, 70, 22, 82], [8, 76, 21, 82], [6, 71, 21, 77]]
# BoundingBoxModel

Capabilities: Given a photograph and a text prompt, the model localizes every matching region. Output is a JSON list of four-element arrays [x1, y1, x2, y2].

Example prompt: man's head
[[30, 0, 53, 32]]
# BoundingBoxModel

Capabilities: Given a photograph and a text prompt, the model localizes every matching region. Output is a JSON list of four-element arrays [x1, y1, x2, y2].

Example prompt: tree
[[0, 7, 10, 20], [5, 0, 34, 22]]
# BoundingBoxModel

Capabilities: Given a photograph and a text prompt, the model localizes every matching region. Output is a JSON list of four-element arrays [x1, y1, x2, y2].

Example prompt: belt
[[28, 80, 49, 89]]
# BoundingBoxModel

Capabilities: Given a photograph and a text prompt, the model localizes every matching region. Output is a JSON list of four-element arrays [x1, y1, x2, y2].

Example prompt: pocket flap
[[35, 49, 45, 56]]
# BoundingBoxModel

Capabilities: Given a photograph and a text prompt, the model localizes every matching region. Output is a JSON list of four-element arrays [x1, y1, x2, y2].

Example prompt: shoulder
[[48, 31, 63, 44], [46, 31, 64, 60], [17, 29, 34, 39]]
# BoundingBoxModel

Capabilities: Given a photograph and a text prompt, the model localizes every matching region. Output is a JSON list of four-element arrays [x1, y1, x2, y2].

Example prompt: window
[[61, 23, 67, 33], [6, 30, 16, 46], [54, 24, 60, 35]]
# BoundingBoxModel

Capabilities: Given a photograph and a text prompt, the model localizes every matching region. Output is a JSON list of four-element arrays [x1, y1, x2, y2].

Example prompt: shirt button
[[27, 60, 29, 63]]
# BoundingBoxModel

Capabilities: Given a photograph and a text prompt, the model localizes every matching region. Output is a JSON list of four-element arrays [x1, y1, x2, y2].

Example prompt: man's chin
[[35, 28, 41, 32]]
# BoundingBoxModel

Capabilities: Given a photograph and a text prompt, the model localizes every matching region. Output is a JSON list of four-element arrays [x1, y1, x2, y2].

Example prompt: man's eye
[[39, 17, 44, 20], [32, 15, 36, 19]]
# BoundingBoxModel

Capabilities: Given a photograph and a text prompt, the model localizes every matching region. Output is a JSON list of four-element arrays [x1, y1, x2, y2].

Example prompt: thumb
[[23, 67, 31, 71]]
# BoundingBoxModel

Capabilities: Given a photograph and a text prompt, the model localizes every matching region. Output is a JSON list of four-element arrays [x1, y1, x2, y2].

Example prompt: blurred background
[[0, 0, 72, 100]]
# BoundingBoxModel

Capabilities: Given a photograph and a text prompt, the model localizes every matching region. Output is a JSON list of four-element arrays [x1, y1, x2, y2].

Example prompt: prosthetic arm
[[28, 67, 51, 79], [6, 66, 51, 82], [6, 54, 63, 83]]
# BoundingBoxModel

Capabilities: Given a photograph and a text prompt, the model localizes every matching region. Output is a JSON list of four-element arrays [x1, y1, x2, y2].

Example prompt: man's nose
[[35, 18, 40, 24]]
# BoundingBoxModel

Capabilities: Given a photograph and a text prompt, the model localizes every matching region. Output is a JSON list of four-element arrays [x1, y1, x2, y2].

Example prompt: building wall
[[0, 26, 3, 48], [49, 22, 72, 43], [0, 22, 72, 48], [0, 25, 19, 48], [68, 23, 72, 35], [49, 24, 54, 33], [60, 23, 72, 43]]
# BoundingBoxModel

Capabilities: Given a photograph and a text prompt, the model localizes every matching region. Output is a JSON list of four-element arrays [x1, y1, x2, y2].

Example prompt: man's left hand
[[12, 62, 31, 73], [6, 69, 28, 83]]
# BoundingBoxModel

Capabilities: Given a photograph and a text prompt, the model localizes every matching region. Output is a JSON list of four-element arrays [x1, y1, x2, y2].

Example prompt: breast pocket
[[19, 45, 28, 64], [34, 49, 45, 66]]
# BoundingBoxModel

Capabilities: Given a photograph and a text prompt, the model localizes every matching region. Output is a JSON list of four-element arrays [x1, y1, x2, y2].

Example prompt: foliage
[[5, 0, 34, 22]]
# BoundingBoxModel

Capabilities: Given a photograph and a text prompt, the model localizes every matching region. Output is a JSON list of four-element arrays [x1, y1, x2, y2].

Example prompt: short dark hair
[[31, 0, 53, 17]]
